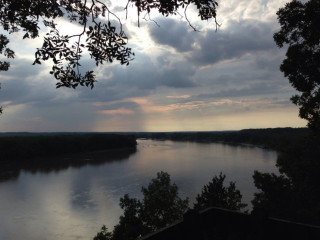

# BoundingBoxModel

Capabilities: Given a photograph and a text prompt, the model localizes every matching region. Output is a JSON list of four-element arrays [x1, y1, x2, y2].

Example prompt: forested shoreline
[[135, 127, 309, 152], [0, 133, 137, 161], [0, 128, 308, 162], [0, 133, 137, 182]]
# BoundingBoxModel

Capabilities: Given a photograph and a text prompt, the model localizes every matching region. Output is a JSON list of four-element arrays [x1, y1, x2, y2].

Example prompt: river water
[[0, 139, 278, 240]]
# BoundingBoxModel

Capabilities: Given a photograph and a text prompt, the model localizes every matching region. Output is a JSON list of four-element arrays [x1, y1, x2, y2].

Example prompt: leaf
[[23, 33, 29, 39]]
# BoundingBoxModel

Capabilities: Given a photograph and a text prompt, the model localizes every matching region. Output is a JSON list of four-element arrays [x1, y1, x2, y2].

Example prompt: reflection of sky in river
[[0, 140, 277, 240]]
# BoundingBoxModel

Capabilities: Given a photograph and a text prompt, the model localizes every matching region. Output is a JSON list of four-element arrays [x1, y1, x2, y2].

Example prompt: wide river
[[0, 139, 278, 240]]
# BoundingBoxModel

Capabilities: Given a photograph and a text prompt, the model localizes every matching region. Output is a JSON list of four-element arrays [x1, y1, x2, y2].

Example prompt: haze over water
[[0, 139, 278, 240]]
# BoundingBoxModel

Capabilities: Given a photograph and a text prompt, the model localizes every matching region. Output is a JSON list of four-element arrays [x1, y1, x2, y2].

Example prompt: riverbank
[[134, 127, 309, 152], [0, 133, 137, 182], [0, 133, 137, 161]]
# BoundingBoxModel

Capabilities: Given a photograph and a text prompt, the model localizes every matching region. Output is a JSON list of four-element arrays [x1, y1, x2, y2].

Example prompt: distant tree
[[274, 0, 320, 131], [0, 0, 219, 90], [102, 171, 189, 240], [193, 172, 247, 211]]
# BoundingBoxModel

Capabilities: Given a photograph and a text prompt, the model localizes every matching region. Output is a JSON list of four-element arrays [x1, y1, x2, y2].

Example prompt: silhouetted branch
[[184, 3, 199, 32], [143, 13, 160, 27]]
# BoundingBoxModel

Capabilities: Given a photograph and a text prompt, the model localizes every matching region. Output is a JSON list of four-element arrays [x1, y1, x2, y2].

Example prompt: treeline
[[0, 133, 137, 161], [135, 128, 309, 151]]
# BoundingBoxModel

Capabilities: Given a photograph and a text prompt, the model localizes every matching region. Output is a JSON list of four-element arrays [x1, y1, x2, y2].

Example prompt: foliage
[[0, 33, 14, 71], [112, 194, 146, 240], [140, 171, 189, 231], [276, 134, 320, 224], [0, 32, 14, 113], [194, 172, 247, 211], [95, 171, 250, 239], [252, 134, 320, 225], [277, 135, 320, 187], [274, 0, 320, 131], [93, 225, 113, 240], [96, 171, 189, 240], [0, 0, 218, 89], [252, 171, 295, 220]]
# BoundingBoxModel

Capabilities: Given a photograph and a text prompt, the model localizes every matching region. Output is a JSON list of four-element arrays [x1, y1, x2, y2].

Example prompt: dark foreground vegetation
[[93, 169, 320, 240], [93, 171, 248, 240], [141, 207, 320, 240]]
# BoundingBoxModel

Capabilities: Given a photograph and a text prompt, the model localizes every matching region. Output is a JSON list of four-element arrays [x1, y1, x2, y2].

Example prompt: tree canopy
[[251, 130, 320, 225], [0, 0, 219, 89], [0, 31, 13, 114], [94, 171, 189, 240], [193, 172, 247, 211], [93, 171, 248, 240], [274, 0, 320, 131]]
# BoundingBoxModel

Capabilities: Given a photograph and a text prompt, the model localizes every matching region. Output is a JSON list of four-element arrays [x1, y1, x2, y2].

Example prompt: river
[[0, 139, 278, 240]]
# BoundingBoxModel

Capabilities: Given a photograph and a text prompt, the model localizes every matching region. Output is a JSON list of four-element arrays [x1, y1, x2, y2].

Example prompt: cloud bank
[[0, 0, 306, 132]]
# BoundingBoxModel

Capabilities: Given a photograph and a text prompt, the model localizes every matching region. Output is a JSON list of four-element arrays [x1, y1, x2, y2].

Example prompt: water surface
[[0, 139, 278, 240]]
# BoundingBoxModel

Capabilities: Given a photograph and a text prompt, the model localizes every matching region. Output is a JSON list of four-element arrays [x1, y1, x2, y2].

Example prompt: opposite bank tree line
[[0, 133, 137, 161]]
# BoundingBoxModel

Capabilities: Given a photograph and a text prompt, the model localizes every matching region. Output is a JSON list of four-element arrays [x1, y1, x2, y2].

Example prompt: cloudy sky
[[0, 0, 307, 132]]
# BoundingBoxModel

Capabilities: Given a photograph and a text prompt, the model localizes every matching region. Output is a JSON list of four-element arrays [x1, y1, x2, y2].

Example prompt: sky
[[0, 0, 307, 132]]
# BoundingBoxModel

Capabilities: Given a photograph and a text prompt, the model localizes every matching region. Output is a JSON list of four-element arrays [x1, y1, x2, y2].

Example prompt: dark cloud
[[190, 19, 275, 66], [78, 53, 197, 103], [0, 58, 81, 109], [252, 47, 287, 71], [109, 53, 197, 89], [0, 58, 52, 104], [148, 18, 196, 52], [147, 18, 276, 66], [0, 77, 31, 104], [160, 68, 196, 88]]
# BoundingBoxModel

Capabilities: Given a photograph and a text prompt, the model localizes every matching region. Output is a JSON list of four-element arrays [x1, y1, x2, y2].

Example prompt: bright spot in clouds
[[0, 0, 307, 132]]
